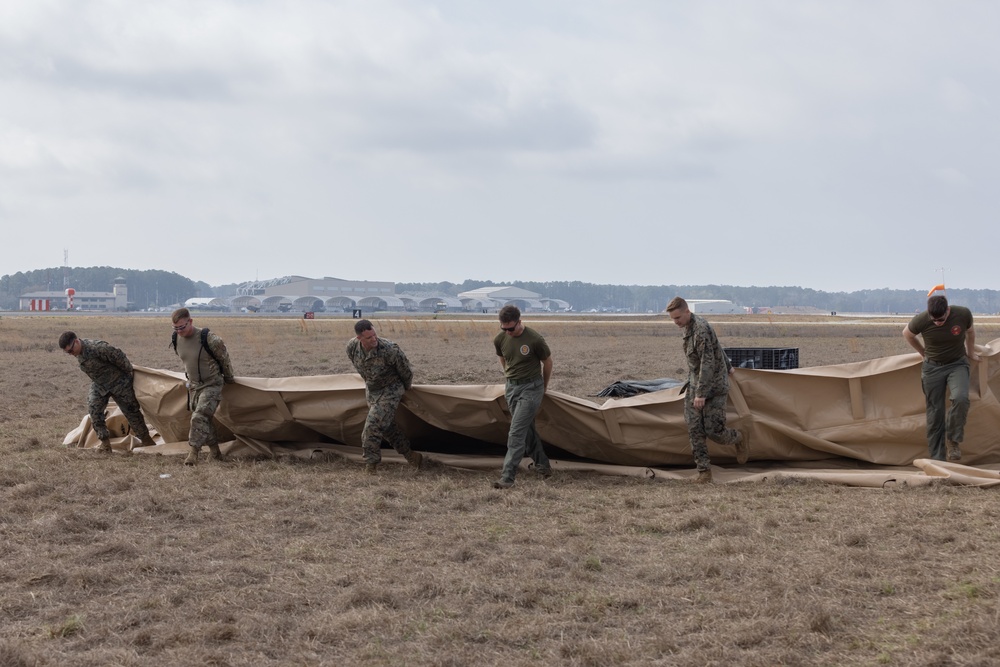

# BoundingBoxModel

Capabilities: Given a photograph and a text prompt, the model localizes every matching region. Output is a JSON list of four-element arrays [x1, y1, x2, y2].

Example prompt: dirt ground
[[3, 313, 1000, 666]]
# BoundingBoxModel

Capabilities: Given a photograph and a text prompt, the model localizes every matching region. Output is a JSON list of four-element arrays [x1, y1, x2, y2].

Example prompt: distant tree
[[213, 283, 242, 298]]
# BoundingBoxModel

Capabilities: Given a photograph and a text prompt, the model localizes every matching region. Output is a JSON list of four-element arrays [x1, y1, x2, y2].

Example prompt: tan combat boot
[[695, 469, 713, 484], [947, 442, 962, 462], [208, 444, 226, 461], [735, 429, 750, 465], [184, 446, 200, 466], [405, 451, 423, 470], [364, 463, 377, 475], [98, 438, 113, 454]]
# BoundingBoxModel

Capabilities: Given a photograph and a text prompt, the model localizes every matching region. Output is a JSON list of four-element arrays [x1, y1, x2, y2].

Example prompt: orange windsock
[[927, 284, 945, 297]]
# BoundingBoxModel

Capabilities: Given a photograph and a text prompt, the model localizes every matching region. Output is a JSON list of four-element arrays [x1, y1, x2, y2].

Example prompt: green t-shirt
[[907, 305, 973, 364], [493, 326, 551, 382]]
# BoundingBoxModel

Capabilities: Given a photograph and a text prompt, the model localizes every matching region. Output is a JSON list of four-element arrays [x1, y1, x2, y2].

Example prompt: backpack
[[171, 327, 225, 382]]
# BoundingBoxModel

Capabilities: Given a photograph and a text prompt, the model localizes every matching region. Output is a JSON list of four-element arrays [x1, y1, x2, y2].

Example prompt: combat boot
[[364, 463, 377, 475], [138, 435, 157, 448], [947, 442, 962, 462], [695, 469, 713, 484], [405, 451, 423, 470], [184, 446, 200, 466], [97, 438, 113, 454], [208, 444, 226, 461], [735, 429, 750, 465]]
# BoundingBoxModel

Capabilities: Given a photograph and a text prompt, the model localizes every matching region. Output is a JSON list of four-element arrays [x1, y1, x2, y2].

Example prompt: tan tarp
[[64, 337, 1000, 487]]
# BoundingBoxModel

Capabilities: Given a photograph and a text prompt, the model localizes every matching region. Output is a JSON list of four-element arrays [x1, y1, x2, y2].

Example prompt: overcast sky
[[2, 1, 997, 292]]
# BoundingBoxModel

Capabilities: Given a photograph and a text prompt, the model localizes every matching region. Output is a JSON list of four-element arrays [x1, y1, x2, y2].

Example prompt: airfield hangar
[[222, 277, 571, 314]]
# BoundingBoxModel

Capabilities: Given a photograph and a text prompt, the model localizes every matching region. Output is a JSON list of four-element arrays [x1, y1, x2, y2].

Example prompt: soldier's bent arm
[[207, 334, 237, 383], [902, 326, 924, 356], [394, 347, 414, 390], [694, 333, 715, 396]]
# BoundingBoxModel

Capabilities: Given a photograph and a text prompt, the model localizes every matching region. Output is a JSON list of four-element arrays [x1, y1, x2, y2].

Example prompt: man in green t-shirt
[[491, 305, 553, 489], [903, 295, 980, 461]]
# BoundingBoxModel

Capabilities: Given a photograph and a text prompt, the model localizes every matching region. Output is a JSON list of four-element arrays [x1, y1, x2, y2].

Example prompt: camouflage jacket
[[346, 337, 413, 391], [682, 314, 733, 399], [77, 339, 135, 394]]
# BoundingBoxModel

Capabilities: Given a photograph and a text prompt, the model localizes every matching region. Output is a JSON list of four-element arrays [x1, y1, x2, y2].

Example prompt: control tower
[[113, 276, 128, 311]]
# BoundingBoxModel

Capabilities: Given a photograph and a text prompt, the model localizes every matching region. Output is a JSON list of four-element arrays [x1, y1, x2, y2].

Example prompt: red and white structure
[[18, 278, 128, 311]]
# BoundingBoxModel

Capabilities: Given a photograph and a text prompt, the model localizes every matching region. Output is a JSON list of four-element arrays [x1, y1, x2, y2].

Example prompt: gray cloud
[[1, 1, 998, 291]]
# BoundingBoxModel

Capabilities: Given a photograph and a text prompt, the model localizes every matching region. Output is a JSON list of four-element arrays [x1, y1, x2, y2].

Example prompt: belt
[[506, 377, 541, 386], [924, 357, 966, 367]]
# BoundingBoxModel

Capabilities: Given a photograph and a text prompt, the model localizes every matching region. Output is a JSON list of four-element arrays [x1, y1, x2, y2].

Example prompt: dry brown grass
[[2, 312, 1000, 666]]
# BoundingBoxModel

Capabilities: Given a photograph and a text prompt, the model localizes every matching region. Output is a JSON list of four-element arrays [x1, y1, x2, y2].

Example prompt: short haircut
[[666, 297, 688, 313], [354, 319, 374, 335], [171, 307, 190, 324], [498, 305, 521, 324], [927, 295, 948, 318], [58, 331, 77, 350]]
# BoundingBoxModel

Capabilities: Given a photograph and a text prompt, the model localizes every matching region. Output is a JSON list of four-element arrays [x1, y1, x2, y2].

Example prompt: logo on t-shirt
[[951, 325, 962, 336], [520, 345, 530, 355]]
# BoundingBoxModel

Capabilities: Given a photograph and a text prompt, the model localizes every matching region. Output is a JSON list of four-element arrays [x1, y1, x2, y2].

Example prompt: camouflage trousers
[[500, 377, 550, 483], [88, 380, 152, 442], [921, 358, 970, 461], [362, 382, 413, 465], [188, 383, 223, 450], [684, 393, 740, 471]]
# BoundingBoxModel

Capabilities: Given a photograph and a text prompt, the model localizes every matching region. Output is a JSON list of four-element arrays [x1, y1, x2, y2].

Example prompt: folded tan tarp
[[63, 338, 1000, 487]]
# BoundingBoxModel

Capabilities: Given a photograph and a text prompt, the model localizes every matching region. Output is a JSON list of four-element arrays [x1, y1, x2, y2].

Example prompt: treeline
[[3, 268, 998, 314], [396, 280, 1000, 314], [0, 267, 213, 311]]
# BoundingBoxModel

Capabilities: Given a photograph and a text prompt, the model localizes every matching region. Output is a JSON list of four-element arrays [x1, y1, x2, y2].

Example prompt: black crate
[[724, 347, 799, 370]]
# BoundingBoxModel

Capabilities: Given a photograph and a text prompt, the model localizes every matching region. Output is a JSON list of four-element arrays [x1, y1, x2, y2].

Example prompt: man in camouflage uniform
[[59, 331, 158, 453], [171, 308, 236, 466], [346, 319, 422, 474], [667, 297, 749, 483]]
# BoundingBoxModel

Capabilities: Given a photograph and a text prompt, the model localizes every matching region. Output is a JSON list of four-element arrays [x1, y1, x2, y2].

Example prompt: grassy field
[[2, 313, 1000, 666]]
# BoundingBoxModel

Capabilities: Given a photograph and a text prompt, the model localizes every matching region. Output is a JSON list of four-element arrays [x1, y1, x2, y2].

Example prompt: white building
[[19, 276, 129, 311], [687, 299, 743, 314], [457, 286, 566, 312], [232, 276, 399, 313]]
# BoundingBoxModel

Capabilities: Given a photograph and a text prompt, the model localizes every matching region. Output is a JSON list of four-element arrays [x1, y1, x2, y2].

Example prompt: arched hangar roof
[[358, 296, 405, 309]]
